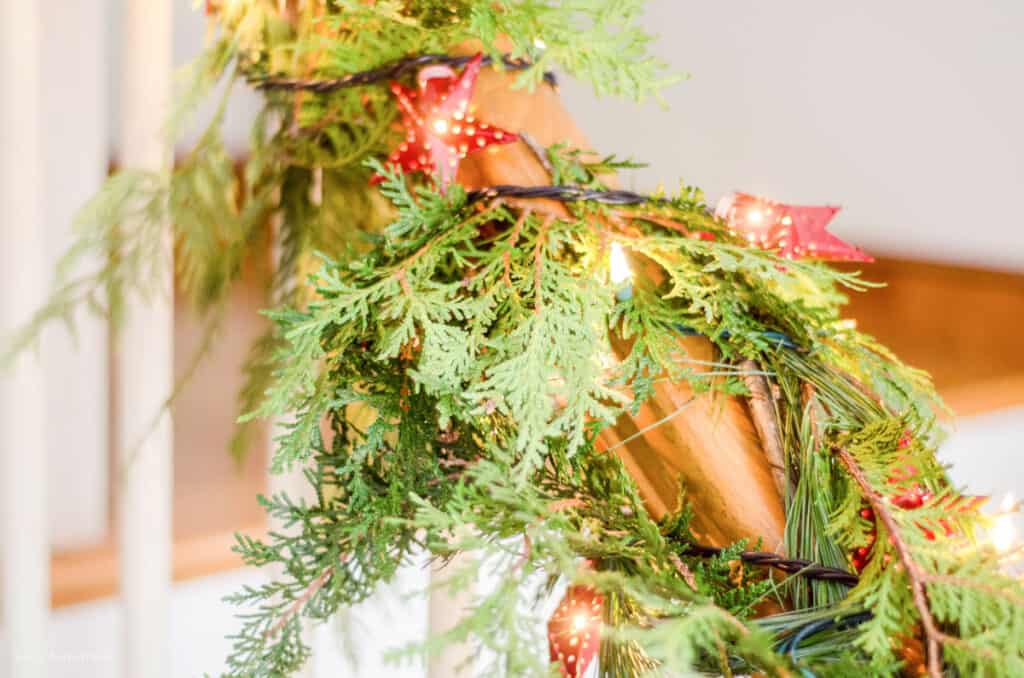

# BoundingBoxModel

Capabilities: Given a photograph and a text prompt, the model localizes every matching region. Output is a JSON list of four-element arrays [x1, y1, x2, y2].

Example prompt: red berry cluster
[[851, 431, 927, 572], [850, 430, 985, 571], [851, 505, 878, 572]]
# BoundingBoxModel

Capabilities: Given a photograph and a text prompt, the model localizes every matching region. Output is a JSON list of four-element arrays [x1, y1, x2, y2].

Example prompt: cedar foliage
[[5, 2, 1022, 676]]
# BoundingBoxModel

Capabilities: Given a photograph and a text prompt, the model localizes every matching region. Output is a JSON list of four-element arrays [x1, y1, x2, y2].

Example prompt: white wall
[[559, 0, 1024, 272]]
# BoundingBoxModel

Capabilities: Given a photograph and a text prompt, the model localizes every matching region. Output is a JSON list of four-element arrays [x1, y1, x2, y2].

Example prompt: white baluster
[[41, 0, 111, 552], [117, 2, 173, 677], [268, 450, 317, 678], [0, 4, 49, 676], [269, 196, 316, 678], [428, 553, 475, 678]]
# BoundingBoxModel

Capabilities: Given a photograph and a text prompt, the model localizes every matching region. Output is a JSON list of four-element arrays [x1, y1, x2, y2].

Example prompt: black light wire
[[254, 52, 557, 93]]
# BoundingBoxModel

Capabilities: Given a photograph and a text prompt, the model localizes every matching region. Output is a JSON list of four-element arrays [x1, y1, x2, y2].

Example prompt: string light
[[609, 242, 633, 302], [377, 53, 517, 189], [548, 585, 603, 678], [714, 191, 872, 262], [991, 493, 1018, 553], [609, 242, 632, 285]]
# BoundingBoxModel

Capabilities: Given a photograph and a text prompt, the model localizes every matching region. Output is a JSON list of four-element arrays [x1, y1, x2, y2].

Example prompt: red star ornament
[[548, 585, 603, 678], [378, 53, 518, 190], [714, 191, 873, 262]]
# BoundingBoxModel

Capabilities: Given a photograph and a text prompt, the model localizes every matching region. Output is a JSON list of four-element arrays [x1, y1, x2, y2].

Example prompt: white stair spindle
[[117, 2, 174, 677], [428, 553, 475, 678], [0, 3, 49, 676], [41, 0, 111, 552], [269, 200, 316, 677], [267, 450, 317, 678]]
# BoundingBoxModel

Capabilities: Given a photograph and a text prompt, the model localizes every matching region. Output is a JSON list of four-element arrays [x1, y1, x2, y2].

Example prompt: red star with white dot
[[548, 585, 602, 678], [378, 53, 518, 190], [715, 191, 873, 262]]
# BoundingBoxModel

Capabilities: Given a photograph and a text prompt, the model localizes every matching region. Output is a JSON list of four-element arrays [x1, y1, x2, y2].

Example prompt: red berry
[[898, 430, 914, 450], [860, 507, 875, 520], [690, 230, 716, 241], [892, 492, 924, 510], [855, 546, 870, 559]]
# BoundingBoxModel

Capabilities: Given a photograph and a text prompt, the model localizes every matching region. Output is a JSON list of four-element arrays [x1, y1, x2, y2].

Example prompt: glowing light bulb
[[571, 613, 588, 633], [746, 208, 764, 225], [432, 118, 449, 135], [991, 494, 1018, 553], [609, 242, 632, 285]]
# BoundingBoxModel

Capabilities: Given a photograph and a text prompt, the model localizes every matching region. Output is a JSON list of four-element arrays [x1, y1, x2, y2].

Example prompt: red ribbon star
[[548, 585, 602, 678], [377, 53, 518, 190], [715, 192, 873, 262]]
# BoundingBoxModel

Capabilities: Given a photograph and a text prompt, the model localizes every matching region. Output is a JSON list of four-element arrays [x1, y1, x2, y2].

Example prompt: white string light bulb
[[609, 242, 632, 285], [991, 493, 1018, 554]]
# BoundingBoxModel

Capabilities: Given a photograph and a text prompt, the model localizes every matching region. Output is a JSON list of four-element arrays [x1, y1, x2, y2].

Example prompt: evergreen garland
[[5, 2, 1022, 676]]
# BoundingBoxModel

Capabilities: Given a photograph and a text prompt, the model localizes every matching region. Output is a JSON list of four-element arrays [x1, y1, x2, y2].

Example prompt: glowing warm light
[[432, 118, 449, 135], [746, 208, 764, 225], [571, 613, 588, 633], [991, 494, 1018, 553], [534, 37, 548, 50], [835, 319, 858, 332], [609, 242, 632, 285]]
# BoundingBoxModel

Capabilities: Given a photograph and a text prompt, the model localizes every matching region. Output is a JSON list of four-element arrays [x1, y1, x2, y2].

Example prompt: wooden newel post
[[457, 49, 786, 552]]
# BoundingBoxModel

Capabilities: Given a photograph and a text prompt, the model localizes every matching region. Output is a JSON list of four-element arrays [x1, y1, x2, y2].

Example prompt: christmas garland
[[5, 2, 1023, 677]]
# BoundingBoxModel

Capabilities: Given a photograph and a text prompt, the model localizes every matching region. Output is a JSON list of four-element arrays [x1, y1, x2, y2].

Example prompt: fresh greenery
[[221, 154, 1023, 675], [6, 2, 1022, 677]]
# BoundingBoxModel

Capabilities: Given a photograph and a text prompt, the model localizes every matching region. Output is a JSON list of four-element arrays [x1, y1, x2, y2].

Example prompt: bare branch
[[834, 446, 944, 678], [741, 359, 787, 497]]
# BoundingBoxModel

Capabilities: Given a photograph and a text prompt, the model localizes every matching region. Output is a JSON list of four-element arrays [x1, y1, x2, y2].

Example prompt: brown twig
[[503, 207, 529, 289], [621, 210, 691, 236], [833, 365, 891, 414], [532, 215, 554, 314], [395, 267, 412, 295], [392, 210, 494, 293], [512, 533, 533, 573], [834, 446, 944, 678], [800, 382, 825, 450], [265, 564, 335, 640], [669, 553, 698, 591], [741, 359, 787, 498]]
